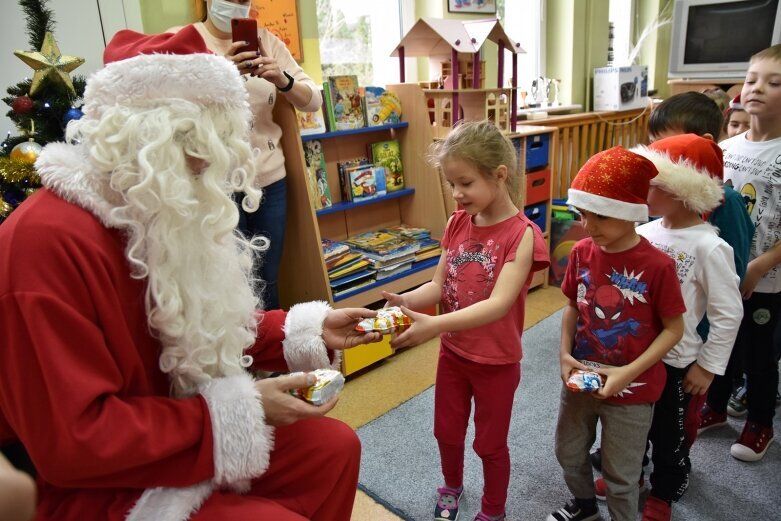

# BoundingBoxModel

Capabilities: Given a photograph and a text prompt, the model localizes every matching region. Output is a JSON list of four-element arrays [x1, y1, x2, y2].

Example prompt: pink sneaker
[[641, 496, 671, 521], [730, 420, 774, 462], [594, 474, 645, 501]]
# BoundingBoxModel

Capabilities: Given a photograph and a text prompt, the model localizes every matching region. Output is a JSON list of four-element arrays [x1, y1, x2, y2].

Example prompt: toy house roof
[[390, 17, 525, 57]]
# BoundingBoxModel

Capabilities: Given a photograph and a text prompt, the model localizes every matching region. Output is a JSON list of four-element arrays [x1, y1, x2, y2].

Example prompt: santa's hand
[[322, 308, 382, 350], [255, 373, 338, 426]]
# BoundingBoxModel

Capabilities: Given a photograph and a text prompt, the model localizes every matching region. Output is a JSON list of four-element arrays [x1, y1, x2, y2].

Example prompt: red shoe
[[594, 474, 645, 501], [697, 403, 727, 434], [641, 496, 671, 521], [730, 421, 774, 462]]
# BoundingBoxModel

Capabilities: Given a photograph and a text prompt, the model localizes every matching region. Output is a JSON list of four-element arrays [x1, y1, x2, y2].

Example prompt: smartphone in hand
[[231, 17, 259, 55]]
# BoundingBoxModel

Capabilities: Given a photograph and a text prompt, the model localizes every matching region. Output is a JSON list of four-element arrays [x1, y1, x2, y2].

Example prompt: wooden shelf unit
[[274, 83, 448, 312]]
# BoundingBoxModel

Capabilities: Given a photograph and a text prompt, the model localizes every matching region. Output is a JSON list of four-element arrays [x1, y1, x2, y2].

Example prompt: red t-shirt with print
[[561, 236, 685, 404], [440, 210, 550, 365]]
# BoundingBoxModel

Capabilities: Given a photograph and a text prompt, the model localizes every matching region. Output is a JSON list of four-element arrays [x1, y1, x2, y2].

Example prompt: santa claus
[[0, 27, 380, 521]]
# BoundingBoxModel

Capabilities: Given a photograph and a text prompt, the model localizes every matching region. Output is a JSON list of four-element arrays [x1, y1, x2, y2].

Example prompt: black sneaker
[[546, 499, 600, 521]]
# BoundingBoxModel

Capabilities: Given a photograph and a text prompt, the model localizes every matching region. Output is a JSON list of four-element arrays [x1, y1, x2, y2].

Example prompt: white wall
[[1, 0, 142, 136]]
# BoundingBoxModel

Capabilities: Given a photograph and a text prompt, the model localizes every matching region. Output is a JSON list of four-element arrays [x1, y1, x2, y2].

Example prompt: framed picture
[[447, 0, 497, 15]]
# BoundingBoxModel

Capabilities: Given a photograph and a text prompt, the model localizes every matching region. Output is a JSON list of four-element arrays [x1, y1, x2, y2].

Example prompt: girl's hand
[[322, 308, 382, 350], [255, 373, 338, 426], [224, 40, 262, 76], [683, 363, 714, 395], [594, 365, 635, 400], [559, 353, 589, 384], [381, 290, 406, 309], [389, 306, 438, 349]]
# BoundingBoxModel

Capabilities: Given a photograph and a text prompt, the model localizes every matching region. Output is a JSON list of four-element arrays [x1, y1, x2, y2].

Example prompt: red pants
[[434, 346, 521, 518], [190, 416, 360, 521]]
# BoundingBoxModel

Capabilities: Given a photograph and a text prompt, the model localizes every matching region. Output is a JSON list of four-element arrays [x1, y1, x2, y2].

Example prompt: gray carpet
[[357, 309, 781, 520]]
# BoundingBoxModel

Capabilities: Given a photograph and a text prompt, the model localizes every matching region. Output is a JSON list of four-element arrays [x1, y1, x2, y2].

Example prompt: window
[[609, 0, 633, 66], [499, 0, 544, 93], [316, 0, 406, 86]]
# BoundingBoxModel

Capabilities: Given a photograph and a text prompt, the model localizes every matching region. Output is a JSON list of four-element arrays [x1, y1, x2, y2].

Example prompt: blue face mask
[[209, 0, 251, 33]]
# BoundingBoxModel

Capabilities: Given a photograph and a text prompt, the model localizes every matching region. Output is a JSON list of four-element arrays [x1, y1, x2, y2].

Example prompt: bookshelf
[[274, 84, 448, 311]]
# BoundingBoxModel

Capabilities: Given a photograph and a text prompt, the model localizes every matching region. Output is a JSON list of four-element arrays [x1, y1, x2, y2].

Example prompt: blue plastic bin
[[524, 202, 547, 231], [526, 133, 550, 171]]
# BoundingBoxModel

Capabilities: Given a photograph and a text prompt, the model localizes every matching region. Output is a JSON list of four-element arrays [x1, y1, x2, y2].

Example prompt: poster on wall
[[447, 0, 496, 14], [252, 0, 302, 61]]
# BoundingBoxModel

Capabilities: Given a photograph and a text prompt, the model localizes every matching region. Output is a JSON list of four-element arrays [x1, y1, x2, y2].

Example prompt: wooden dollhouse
[[390, 17, 525, 138]]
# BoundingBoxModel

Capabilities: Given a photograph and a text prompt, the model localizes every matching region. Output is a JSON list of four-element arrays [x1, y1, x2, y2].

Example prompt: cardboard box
[[593, 65, 648, 111]]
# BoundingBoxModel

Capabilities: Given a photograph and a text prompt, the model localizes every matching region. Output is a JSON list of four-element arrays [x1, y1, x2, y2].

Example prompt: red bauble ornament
[[12, 96, 34, 115]]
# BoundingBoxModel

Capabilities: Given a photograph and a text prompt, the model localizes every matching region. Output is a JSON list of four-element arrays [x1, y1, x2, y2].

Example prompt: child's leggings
[[434, 346, 521, 518]]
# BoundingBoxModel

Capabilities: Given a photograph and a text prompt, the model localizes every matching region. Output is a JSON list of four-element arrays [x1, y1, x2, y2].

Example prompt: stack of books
[[322, 239, 375, 296], [345, 230, 420, 281], [382, 225, 442, 263]]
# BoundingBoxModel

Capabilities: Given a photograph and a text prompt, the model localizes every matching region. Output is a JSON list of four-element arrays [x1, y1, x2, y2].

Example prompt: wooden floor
[[326, 286, 568, 520]]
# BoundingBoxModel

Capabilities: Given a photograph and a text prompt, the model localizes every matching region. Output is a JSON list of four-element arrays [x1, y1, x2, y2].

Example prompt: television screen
[[684, 0, 778, 64]]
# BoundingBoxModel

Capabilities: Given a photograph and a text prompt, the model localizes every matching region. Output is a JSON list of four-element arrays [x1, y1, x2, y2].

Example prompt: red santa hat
[[82, 26, 248, 120], [632, 134, 724, 214], [567, 146, 658, 222], [729, 94, 743, 110]]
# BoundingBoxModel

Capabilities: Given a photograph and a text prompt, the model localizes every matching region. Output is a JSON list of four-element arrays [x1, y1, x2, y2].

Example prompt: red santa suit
[[0, 29, 359, 521]]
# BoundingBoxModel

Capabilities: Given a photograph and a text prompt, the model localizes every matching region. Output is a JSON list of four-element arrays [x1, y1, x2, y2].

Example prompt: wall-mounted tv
[[668, 0, 781, 79]]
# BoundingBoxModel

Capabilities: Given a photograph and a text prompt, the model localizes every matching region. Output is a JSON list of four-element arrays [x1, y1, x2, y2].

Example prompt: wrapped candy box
[[355, 306, 412, 334], [566, 369, 603, 392], [289, 368, 345, 406]]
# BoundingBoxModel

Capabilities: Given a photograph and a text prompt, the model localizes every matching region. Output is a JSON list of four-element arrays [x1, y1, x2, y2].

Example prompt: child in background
[[549, 147, 685, 521], [648, 91, 724, 141], [382, 120, 549, 521], [723, 95, 751, 140], [633, 134, 743, 520], [702, 86, 732, 112], [698, 44, 781, 462]]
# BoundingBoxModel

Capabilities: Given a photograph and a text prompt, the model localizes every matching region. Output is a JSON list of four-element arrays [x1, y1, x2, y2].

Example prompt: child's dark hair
[[722, 106, 746, 135], [648, 92, 723, 139], [427, 120, 521, 207]]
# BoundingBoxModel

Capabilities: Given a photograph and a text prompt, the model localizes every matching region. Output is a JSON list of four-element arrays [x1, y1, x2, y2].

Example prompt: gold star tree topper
[[14, 31, 84, 97]]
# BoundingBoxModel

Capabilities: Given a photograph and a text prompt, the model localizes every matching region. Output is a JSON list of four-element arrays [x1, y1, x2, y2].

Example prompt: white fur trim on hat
[[82, 53, 249, 120], [283, 301, 341, 371], [634, 147, 724, 214], [567, 188, 650, 222]]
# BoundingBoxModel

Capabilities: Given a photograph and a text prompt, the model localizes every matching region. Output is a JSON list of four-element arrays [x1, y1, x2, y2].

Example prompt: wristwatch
[[277, 71, 295, 92]]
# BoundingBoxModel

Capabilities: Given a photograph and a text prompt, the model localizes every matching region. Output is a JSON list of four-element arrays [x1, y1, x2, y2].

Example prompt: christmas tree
[[0, 0, 86, 224]]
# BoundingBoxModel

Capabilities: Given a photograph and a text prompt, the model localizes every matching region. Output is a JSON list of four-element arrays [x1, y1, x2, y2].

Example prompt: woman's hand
[[250, 38, 288, 88], [255, 373, 337, 426], [322, 308, 382, 350], [224, 40, 261, 76]]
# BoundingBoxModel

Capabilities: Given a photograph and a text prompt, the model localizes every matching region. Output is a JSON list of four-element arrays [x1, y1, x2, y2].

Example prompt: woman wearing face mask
[[168, 0, 322, 310]]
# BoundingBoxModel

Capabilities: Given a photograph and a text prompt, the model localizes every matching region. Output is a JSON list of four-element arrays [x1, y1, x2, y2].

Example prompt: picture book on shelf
[[295, 106, 327, 136], [363, 86, 402, 127], [324, 75, 366, 131], [370, 140, 404, 192], [303, 140, 332, 210], [341, 165, 387, 202], [337, 157, 371, 200]]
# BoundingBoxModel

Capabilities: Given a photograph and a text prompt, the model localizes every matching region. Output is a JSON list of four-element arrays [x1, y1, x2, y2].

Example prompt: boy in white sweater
[[634, 133, 743, 521]]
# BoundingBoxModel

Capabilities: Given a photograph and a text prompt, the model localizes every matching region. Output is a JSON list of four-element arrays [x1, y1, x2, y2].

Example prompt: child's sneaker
[[435, 485, 463, 520], [730, 420, 775, 462], [727, 385, 748, 416], [473, 513, 505, 521], [594, 474, 646, 501], [641, 496, 671, 521], [546, 499, 600, 521], [697, 403, 728, 433]]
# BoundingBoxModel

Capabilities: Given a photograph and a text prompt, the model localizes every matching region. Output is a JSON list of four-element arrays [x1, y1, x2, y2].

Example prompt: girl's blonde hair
[[427, 120, 521, 208]]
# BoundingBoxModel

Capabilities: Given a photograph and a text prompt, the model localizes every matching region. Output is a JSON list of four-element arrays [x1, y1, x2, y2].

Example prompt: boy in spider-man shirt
[[547, 146, 685, 521]]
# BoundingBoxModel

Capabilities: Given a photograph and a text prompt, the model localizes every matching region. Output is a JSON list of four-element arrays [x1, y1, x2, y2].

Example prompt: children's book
[[341, 165, 387, 202], [303, 140, 332, 209], [345, 230, 419, 259], [337, 157, 371, 201], [363, 86, 402, 127], [295, 106, 327, 136], [325, 75, 366, 131], [370, 140, 404, 192], [322, 239, 350, 261]]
